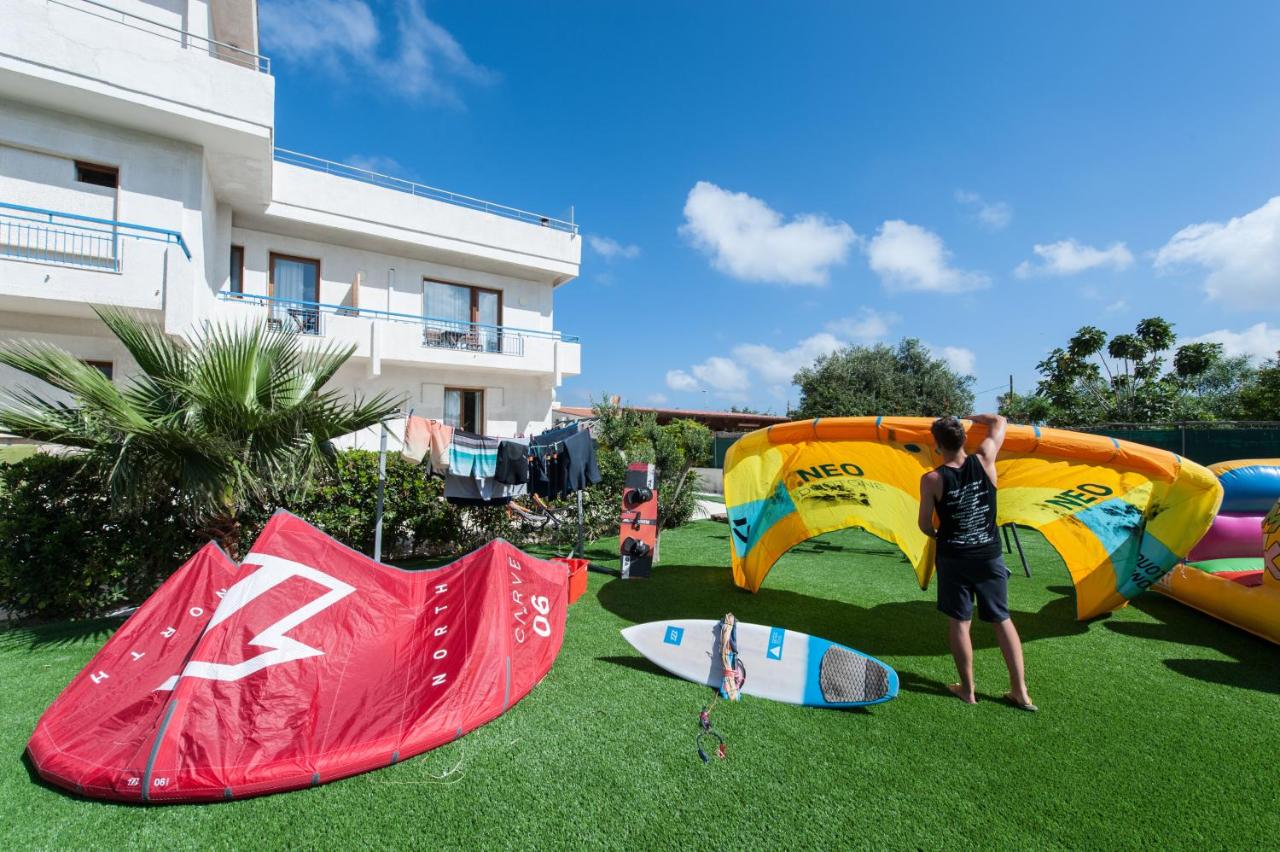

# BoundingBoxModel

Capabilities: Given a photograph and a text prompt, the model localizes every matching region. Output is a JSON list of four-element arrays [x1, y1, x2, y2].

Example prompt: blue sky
[[261, 0, 1280, 414]]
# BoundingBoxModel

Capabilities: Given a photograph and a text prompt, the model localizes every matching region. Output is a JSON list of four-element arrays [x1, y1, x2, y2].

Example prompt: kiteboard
[[619, 462, 658, 579], [621, 619, 898, 708]]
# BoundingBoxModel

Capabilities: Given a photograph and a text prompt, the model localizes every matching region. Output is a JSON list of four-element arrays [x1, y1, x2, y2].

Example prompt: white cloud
[[825, 308, 896, 343], [665, 369, 699, 392], [1104, 299, 1128, 313], [938, 345, 976, 376], [732, 332, 844, 386], [1185, 323, 1280, 362], [260, 0, 494, 103], [1154, 196, 1280, 309], [955, 190, 1012, 231], [679, 181, 858, 285], [691, 357, 751, 395], [646, 393, 669, 405], [866, 220, 989, 292], [587, 235, 641, 261], [662, 308, 897, 400], [1014, 239, 1134, 278]]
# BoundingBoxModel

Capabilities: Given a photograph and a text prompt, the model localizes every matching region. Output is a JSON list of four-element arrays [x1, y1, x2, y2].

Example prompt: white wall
[[0, 312, 141, 407], [226, 225, 556, 331]]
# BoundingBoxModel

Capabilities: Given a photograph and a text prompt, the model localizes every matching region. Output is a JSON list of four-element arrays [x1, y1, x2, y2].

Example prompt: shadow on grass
[[597, 566, 1090, 659], [0, 615, 123, 652], [1105, 593, 1279, 696]]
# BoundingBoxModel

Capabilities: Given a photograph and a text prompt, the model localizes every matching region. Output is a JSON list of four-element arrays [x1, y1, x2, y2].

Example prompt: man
[[917, 414, 1036, 711]]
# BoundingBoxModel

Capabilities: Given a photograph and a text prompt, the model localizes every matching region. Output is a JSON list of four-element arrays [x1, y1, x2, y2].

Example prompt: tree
[[1239, 351, 1280, 420], [792, 338, 975, 419], [1011, 316, 1242, 426], [0, 309, 402, 552], [590, 400, 712, 529]]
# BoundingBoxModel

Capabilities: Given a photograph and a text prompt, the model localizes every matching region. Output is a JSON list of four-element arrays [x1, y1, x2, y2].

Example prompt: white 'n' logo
[[156, 553, 355, 691]]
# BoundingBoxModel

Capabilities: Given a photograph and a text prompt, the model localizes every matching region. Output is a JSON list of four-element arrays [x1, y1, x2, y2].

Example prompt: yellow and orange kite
[[723, 417, 1222, 619]]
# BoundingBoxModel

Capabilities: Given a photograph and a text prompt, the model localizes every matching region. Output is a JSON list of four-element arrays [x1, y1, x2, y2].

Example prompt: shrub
[[0, 454, 200, 619]]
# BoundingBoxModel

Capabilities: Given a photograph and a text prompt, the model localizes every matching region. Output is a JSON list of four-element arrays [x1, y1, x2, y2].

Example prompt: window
[[75, 161, 118, 188], [83, 360, 113, 380], [443, 388, 483, 434], [423, 280, 502, 352], [269, 253, 321, 335], [229, 245, 244, 294]]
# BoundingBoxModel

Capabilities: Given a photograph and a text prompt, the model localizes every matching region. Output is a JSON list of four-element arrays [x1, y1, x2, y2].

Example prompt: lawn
[[1, 521, 1276, 850]]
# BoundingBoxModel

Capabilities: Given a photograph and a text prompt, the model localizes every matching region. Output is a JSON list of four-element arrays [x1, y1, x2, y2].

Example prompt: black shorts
[[936, 555, 1011, 622]]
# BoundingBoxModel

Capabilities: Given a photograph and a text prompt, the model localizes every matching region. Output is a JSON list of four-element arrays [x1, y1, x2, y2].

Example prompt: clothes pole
[[575, 489, 585, 557], [373, 425, 388, 562]]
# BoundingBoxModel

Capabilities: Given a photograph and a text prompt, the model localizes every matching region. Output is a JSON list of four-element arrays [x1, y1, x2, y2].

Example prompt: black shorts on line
[[936, 555, 1011, 623]]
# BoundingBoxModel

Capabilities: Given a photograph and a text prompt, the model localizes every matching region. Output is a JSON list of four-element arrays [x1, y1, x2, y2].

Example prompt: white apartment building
[[0, 0, 582, 445]]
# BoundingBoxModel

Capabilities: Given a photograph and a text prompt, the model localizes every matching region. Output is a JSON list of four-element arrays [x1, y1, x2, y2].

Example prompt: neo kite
[[723, 417, 1222, 619], [27, 511, 567, 803]]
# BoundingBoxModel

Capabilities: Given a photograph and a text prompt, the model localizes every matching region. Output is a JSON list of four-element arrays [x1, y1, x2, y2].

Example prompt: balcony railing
[[273, 149, 578, 234], [219, 292, 580, 356], [0, 202, 191, 272], [50, 0, 271, 72]]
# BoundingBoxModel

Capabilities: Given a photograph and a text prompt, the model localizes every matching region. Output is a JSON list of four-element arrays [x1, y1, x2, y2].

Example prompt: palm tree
[[0, 308, 403, 552]]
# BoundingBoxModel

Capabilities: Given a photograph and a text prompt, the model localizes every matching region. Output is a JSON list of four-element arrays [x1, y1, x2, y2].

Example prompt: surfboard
[[621, 619, 898, 708]]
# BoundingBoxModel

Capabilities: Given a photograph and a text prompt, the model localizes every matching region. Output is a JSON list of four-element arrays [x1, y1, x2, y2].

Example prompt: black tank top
[[935, 454, 1000, 560]]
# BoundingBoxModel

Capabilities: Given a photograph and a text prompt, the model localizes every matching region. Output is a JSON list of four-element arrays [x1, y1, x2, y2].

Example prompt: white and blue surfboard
[[621, 619, 898, 708]]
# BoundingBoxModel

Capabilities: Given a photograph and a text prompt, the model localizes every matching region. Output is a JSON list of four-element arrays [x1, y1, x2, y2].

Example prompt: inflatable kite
[[1154, 459, 1280, 644], [27, 511, 567, 802], [724, 417, 1222, 619]]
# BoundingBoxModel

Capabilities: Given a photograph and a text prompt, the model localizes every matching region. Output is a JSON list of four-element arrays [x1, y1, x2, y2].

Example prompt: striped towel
[[448, 431, 499, 480]]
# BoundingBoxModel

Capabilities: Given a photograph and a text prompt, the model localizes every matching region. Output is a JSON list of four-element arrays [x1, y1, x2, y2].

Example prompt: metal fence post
[[373, 426, 388, 562]]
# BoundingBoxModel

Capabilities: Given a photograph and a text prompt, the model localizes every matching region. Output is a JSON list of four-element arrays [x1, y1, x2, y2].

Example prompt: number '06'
[[531, 595, 552, 638]]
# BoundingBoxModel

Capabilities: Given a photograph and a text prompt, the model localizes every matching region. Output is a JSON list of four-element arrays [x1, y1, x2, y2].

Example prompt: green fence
[[713, 433, 743, 469], [1073, 423, 1280, 466]]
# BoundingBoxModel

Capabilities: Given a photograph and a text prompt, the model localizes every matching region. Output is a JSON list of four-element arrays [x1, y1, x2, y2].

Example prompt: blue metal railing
[[218, 292, 580, 354], [0, 202, 191, 272], [273, 149, 578, 234]]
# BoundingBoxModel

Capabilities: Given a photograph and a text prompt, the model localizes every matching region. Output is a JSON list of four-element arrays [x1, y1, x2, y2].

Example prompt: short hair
[[931, 416, 966, 452]]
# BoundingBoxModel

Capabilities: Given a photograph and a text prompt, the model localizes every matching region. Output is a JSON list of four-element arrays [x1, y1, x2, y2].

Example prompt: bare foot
[[947, 683, 977, 704], [1003, 691, 1038, 712]]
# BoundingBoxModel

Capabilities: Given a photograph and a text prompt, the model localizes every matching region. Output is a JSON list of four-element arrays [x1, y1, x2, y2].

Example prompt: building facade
[[0, 0, 582, 445]]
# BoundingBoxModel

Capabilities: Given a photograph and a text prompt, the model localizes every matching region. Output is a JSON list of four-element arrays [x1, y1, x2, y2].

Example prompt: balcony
[[274, 150, 576, 235], [264, 155, 582, 286], [0, 202, 191, 273], [0, 202, 190, 317], [2, 0, 275, 207], [216, 292, 580, 378]]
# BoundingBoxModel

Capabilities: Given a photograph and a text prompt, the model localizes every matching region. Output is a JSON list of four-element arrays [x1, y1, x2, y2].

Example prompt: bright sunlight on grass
[[1, 521, 1275, 849]]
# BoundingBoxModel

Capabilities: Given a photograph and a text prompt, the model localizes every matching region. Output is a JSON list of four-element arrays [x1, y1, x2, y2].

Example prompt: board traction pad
[[819, 646, 890, 703]]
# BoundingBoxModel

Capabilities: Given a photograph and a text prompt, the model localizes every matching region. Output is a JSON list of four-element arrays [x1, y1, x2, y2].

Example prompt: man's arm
[[967, 413, 1007, 463], [918, 471, 940, 538]]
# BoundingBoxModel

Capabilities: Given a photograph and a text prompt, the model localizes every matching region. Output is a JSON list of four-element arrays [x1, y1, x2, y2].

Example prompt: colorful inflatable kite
[[724, 417, 1222, 619], [1154, 459, 1280, 644], [27, 511, 567, 802]]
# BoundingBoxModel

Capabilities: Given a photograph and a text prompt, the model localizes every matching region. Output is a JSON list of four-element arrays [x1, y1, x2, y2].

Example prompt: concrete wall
[[0, 98, 201, 319]]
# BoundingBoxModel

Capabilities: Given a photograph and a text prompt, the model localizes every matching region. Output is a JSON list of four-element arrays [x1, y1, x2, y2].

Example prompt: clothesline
[[401, 415, 601, 507]]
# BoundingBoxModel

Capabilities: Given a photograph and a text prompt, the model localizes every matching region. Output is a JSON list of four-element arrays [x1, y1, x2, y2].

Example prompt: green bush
[[0, 454, 200, 619]]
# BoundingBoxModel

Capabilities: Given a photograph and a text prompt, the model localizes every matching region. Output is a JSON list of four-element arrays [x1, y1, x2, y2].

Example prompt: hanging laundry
[[444, 471, 510, 505], [528, 445, 554, 499], [496, 438, 531, 485], [561, 429, 602, 497], [402, 415, 454, 473], [449, 431, 499, 480], [532, 421, 581, 447]]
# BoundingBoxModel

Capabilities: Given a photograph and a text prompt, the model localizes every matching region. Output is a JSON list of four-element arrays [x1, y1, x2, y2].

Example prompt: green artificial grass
[[2, 522, 1277, 850]]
